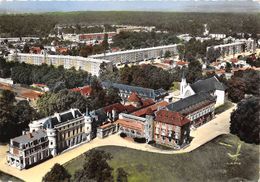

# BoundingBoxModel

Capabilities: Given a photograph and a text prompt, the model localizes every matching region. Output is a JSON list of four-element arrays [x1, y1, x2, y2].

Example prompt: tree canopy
[[227, 69, 260, 103], [42, 163, 71, 182], [74, 149, 113, 182], [0, 12, 258, 37], [230, 96, 259, 144], [36, 89, 89, 116], [0, 90, 39, 142], [0, 59, 92, 91]]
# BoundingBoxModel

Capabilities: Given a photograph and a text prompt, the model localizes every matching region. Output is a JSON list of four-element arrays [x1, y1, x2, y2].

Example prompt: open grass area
[[0, 171, 23, 182], [215, 101, 234, 115], [64, 134, 259, 182]]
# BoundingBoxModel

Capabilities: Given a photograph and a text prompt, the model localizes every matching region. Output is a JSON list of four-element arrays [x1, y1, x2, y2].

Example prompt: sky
[[0, 0, 259, 13]]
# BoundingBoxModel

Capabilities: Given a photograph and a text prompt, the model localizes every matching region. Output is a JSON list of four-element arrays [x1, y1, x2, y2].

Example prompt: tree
[[227, 77, 246, 103], [105, 88, 122, 105], [207, 47, 221, 63], [102, 33, 109, 52], [230, 96, 259, 144], [11, 65, 32, 85], [22, 44, 30, 53], [0, 90, 38, 142], [79, 47, 89, 58], [164, 50, 171, 58], [37, 89, 89, 116], [0, 90, 16, 142], [74, 149, 113, 182], [42, 163, 71, 182], [13, 100, 39, 131], [116, 168, 128, 182], [227, 70, 260, 103], [186, 60, 203, 83], [225, 62, 232, 73]]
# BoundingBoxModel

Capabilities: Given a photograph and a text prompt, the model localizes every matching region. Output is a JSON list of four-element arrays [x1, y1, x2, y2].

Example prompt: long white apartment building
[[207, 39, 256, 57], [7, 53, 111, 76], [90, 44, 179, 64]]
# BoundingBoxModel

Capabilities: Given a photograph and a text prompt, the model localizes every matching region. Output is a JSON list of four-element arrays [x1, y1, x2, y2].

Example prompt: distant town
[[0, 11, 259, 182]]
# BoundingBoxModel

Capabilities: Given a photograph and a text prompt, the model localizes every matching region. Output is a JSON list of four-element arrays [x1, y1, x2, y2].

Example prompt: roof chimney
[[27, 132, 33, 139]]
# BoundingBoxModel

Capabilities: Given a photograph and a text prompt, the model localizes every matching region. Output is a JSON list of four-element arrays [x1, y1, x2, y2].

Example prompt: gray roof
[[102, 82, 167, 99], [49, 109, 83, 128], [166, 92, 216, 114], [12, 129, 47, 144], [190, 76, 226, 93]]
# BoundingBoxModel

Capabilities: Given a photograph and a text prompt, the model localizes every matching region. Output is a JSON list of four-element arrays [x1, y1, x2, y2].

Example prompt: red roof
[[20, 91, 43, 100], [33, 83, 47, 87], [230, 58, 238, 63], [128, 92, 142, 102], [141, 98, 155, 107], [124, 105, 137, 113], [155, 110, 191, 127], [57, 47, 68, 54], [103, 103, 127, 113], [164, 59, 173, 65], [71, 86, 92, 96], [132, 101, 168, 117], [176, 61, 189, 65], [30, 47, 42, 54], [116, 119, 144, 133]]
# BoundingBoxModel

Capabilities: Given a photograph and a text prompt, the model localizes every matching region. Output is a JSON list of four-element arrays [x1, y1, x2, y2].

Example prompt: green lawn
[[0, 171, 23, 182], [215, 101, 234, 115], [64, 134, 259, 182]]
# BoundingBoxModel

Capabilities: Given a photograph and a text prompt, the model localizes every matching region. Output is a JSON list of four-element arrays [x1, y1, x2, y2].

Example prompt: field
[[64, 134, 259, 182], [0, 171, 23, 182], [215, 101, 234, 115]]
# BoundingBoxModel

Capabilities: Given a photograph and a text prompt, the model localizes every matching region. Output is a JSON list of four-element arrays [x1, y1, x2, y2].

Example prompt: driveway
[[0, 105, 236, 182]]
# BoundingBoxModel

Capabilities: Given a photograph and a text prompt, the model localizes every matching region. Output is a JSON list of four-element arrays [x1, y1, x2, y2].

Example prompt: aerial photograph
[[0, 0, 259, 181]]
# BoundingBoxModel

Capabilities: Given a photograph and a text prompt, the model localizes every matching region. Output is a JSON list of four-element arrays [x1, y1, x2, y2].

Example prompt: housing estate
[[206, 39, 256, 57], [89, 44, 179, 64], [7, 53, 111, 76]]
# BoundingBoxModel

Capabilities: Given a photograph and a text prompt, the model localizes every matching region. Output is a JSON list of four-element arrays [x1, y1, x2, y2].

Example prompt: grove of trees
[[0, 58, 92, 91], [112, 32, 180, 50], [0, 90, 39, 143], [230, 96, 259, 144], [0, 12, 258, 37], [227, 69, 260, 103]]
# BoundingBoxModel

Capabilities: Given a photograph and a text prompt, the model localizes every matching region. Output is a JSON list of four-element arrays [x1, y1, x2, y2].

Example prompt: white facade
[[207, 39, 256, 57], [7, 53, 111, 76], [180, 76, 226, 107], [90, 44, 179, 64]]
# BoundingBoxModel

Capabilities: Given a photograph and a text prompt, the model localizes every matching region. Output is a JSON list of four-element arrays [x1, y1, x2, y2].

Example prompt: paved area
[[0, 105, 236, 182]]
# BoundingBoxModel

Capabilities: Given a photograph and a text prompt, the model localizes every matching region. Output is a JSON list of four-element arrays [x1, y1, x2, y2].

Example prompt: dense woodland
[[227, 69, 260, 103], [112, 32, 180, 50], [0, 58, 92, 90], [0, 90, 39, 143], [0, 12, 259, 37], [99, 60, 204, 90]]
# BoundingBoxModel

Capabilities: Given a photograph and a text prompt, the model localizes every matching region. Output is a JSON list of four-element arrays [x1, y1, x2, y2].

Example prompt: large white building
[[7, 109, 93, 169], [90, 44, 179, 64], [206, 39, 256, 57], [7, 53, 111, 76]]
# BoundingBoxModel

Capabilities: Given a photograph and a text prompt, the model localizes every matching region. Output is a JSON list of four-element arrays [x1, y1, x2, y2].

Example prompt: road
[[0, 105, 236, 182]]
